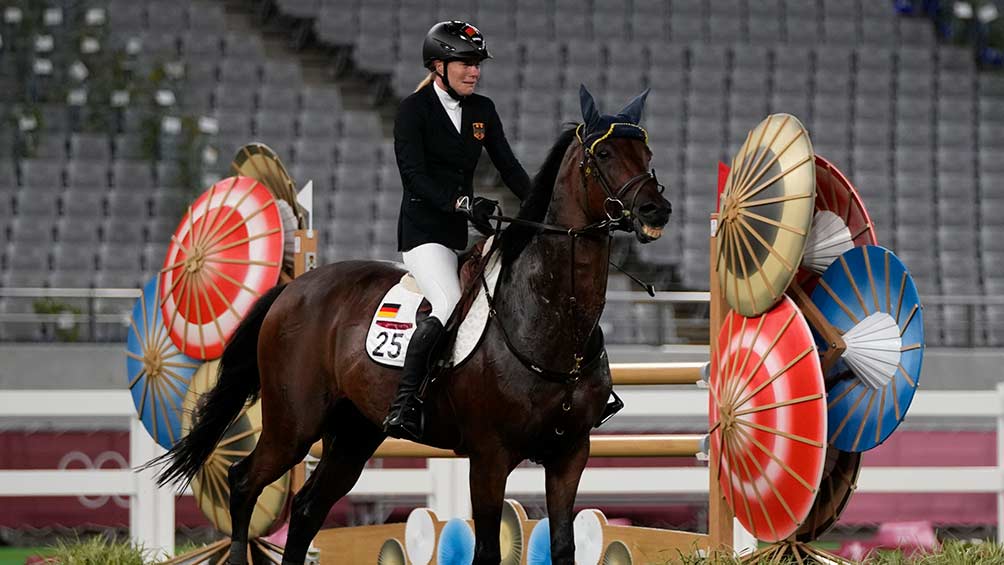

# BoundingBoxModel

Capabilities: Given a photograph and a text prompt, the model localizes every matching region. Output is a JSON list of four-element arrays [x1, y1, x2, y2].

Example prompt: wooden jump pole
[[609, 361, 709, 385], [309, 434, 705, 460]]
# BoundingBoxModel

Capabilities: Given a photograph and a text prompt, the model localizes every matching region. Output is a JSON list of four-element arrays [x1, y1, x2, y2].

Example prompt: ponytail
[[414, 72, 435, 93]]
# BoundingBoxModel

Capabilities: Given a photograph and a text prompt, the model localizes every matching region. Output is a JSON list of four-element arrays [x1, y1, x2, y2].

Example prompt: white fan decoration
[[573, 509, 606, 565], [275, 198, 298, 273], [840, 312, 902, 389], [405, 508, 437, 565], [802, 210, 854, 274]]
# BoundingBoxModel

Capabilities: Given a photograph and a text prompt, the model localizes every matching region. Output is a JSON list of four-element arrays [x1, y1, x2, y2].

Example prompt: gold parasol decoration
[[158, 537, 284, 564], [742, 540, 855, 564], [377, 539, 407, 565], [717, 113, 816, 317], [232, 142, 304, 227], [183, 360, 291, 538], [602, 541, 633, 564], [500, 499, 528, 565]]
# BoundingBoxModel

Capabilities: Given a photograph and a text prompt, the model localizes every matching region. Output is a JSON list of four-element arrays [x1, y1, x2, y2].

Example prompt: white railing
[[2, 385, 1004, 559]]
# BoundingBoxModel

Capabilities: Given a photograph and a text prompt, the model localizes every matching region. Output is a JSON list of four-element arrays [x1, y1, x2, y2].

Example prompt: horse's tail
[[150, 283, 287, 489]]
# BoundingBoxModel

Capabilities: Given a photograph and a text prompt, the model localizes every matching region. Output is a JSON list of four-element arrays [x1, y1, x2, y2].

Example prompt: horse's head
[[567, 85, 672, 243]]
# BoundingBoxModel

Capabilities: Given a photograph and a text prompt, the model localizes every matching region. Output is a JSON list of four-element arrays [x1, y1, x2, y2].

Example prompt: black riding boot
[[382, 317, 445, 440]]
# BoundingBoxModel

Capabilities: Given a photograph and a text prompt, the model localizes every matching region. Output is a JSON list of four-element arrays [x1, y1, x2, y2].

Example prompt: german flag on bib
[[377, 303, 401, 319]]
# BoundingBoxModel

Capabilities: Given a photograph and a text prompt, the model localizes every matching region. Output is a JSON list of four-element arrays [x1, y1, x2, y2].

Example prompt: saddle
[[365, 237, 501, 369]]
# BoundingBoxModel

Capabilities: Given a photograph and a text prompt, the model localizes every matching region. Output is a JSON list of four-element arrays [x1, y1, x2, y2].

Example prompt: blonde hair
[[414, 72, 435, 92]]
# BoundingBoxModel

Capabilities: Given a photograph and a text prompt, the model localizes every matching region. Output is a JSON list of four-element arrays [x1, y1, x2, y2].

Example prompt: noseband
[[574, 123, 665, 228]]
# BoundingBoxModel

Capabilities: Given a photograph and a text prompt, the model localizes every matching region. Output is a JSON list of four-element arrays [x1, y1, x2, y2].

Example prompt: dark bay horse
[[154, 87, 672, 565]]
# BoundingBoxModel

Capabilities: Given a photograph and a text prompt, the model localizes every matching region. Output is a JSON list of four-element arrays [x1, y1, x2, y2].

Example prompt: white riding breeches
[[402, 243, 462, 324]]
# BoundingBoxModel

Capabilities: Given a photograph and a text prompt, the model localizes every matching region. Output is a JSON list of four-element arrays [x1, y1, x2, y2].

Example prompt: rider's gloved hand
[[457, 196, 498, 235]]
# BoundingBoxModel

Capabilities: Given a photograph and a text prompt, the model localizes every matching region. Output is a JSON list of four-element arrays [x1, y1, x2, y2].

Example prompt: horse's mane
[[501, 125, 579, 266]]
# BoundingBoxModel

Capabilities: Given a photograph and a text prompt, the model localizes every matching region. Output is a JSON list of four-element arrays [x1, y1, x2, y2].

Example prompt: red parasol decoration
[[160, 176, 284, 360], [797, 156, 877, 293], [709, 296, 827, 542]]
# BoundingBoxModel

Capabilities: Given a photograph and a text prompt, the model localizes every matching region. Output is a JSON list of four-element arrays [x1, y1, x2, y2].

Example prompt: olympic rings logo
[[57, 450, 129, 509]]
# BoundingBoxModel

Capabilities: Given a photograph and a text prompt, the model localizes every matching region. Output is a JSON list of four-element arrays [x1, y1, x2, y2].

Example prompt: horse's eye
[[597, 149, 610, 159]]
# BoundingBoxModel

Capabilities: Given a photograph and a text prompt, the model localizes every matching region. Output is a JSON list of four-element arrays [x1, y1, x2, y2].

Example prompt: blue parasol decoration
[[810, 245, 925, 451], [437, 518, 475, 565], [526, 519, 551, 565], [126, 276, 200, 448]]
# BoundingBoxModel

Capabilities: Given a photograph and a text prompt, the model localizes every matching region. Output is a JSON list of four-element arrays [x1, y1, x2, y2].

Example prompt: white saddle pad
[[365, 238, 502, 369]]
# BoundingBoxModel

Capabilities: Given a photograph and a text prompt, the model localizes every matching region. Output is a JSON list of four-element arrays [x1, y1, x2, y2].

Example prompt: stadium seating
[[0, 0, 1000, 346]]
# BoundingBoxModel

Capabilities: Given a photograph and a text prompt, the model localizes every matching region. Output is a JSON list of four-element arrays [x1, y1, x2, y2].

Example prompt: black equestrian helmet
[[422, 20, 492, 69]]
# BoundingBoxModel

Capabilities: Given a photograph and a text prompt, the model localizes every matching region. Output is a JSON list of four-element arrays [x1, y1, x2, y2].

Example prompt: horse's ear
[[579, 84, 601, 130], [618, 88, 650, 125]]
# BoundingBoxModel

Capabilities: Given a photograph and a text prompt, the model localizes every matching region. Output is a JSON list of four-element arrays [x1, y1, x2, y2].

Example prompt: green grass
[[0, 547, 52, 565], [47, 534, 150, 565], [661, 539, 1004, 564]]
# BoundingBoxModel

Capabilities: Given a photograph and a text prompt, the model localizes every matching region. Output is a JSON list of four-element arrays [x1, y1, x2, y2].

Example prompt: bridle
[[477, 124, 668, 385], [574, 122, 665, 230]]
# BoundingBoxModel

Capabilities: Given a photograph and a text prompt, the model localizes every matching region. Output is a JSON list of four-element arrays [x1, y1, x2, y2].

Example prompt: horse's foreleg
[[282, 404, 385, 565], [543, 438, 590, 565], [469, 451, 513, 565]]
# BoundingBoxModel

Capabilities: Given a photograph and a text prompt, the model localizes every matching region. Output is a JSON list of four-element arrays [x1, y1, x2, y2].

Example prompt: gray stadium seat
[[981, 197, 1004, 227], [111, 161, 155, 191], [14, 188, 60, 218], [822, 16, 856, 45], [669, 12, 705, 43], [979, 150, 1004, 177], [982, 225, 1004, 252], [66, 161, 108, 192], [181, 31, 221, 62], [897, 17, 934, 47], [786, 16, 820, 45], [938, 225, 976, 254], [51, 245, 95, 283], [747, 5, 782, 45], [102, 215, 147, 246], [99, 242, 142, 273], [937, 93, 976, 124], [861, 17, 895, 46], [293, 139, 335, 167], [937, 121, 974, 150], [336, 138, 379, 167], [150, 189, 190, 222], [895, 120, 934, 149], [979, 122, 1004, 149], [936, 171, 977, 200], [709, 13, 743, 44], [107, 190, 152, 219], [215, 83, 257, 112], [34, 135, 68, 161], [188, 1, 227, 34], [107, 0, 145, 33], [62, 190, 105, 219], [853, 117, 892, 149], [223, 31, 265, 58]]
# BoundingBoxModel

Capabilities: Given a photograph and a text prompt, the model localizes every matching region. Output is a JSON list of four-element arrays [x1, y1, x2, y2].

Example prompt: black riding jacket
[[394, 82, 530, 251]]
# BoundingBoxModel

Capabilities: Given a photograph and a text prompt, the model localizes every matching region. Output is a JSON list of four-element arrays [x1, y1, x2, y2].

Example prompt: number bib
[[365, 282, 426, 368], [365, 244, 502, 370]]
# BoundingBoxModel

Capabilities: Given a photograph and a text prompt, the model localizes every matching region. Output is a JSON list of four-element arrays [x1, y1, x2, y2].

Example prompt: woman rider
[[383, 21, 532, 440]]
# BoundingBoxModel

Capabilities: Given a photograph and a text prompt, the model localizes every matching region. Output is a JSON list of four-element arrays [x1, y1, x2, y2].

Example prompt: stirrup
[[595, 390, 624, 428], [383, 400, 424, 440]]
